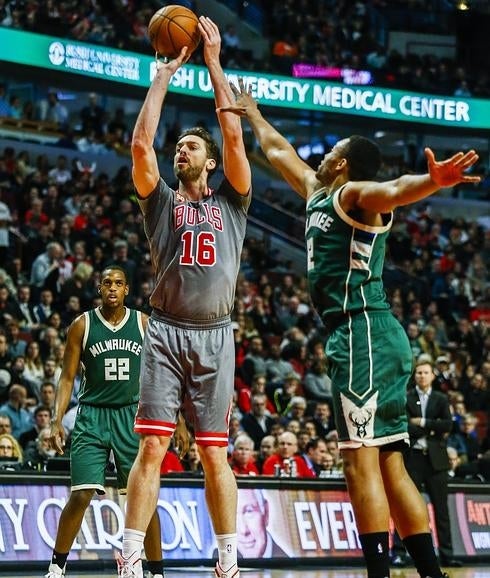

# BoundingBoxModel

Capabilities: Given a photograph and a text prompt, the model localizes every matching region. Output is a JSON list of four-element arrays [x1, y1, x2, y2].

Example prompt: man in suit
[[404, 357, 462, 568], [11, 284, 39, 332], [240, 393, 275, 450]]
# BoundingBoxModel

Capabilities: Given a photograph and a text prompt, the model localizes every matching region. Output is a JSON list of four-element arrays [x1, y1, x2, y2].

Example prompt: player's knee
[[69, 488, 94, 508], [140, 434, 168, 463], [341, 458, 356, 481], [198, 444, 227, 470]]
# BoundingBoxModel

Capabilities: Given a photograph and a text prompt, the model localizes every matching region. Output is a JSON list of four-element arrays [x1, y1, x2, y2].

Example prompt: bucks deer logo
[[348, 408, 373, 438]]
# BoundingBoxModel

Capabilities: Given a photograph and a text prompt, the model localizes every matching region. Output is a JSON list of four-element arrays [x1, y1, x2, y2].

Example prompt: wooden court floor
[[9, 564, 488, 578]]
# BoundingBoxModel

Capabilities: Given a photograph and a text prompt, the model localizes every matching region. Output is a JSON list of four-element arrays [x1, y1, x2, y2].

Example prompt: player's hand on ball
[[198, 16, 221, 64], [156, 46, 190, 72]]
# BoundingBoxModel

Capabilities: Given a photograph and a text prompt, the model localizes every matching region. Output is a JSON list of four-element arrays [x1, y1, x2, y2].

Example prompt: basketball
[[148, 5, 201, 59]]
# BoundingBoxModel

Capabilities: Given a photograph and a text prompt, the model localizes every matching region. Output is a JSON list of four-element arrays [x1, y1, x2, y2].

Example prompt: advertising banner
[[0, 28, 489, 130], [0, 483, 488, 562]]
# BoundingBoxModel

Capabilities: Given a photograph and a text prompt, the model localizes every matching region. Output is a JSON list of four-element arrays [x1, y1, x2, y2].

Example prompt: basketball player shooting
[[118, 16, 251, 578]]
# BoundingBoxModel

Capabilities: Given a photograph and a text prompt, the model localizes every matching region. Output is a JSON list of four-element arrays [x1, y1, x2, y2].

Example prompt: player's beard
[[175, 163, 204, 183]]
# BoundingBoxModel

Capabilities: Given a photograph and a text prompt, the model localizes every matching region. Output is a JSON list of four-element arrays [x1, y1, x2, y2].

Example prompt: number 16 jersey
[[138, 178, 251, 322], [79, 307, 145, 407]]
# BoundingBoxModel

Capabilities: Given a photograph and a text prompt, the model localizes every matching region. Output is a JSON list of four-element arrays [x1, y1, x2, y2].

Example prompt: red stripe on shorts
[[134, 418, 175, 437], [195, 431, 229, 447]]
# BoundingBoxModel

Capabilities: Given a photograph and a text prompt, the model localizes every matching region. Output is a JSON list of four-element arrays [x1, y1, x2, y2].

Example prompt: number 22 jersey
[[79, 307, 144, 406]]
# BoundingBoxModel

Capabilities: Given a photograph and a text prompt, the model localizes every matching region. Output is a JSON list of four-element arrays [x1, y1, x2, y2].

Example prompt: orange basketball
[[148, 5, 201, 58]]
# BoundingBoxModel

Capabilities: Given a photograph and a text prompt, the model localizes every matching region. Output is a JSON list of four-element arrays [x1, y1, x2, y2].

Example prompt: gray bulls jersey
[[138, 177, 251, 321]]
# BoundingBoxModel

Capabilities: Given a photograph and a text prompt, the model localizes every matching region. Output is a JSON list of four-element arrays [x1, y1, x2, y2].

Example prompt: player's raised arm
[[49, 314, 85, 455], [220, 78, 319, 200], [199, 17, 251, 196], [342, 147, 480, 214], [132, 49, 189, 198]]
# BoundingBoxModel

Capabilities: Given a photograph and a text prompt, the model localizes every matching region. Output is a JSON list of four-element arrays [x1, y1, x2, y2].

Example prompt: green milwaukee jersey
[[305, 186, 392, 329], [79, 307, 144, 407]]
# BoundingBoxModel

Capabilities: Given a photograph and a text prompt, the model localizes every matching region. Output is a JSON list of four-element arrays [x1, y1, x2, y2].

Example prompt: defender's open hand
[[425, 147, 480, 188]]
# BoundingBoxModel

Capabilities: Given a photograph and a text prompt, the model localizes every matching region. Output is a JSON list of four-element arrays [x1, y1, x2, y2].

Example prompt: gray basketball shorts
[[135, 313, 234, 447]]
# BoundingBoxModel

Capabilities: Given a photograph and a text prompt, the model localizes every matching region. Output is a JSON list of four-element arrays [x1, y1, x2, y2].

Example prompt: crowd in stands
[[0, 0, 489, 97], [0, 0, 488, 482], [0, 135, 488, 480]]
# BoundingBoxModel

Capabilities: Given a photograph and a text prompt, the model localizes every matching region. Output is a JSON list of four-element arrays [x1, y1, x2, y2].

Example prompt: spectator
[[0, 83, 12, 116], [80, 92, 105, 137], [222, 24, 240, 61], [462, 372, 489, 412], [256, 434, 276, 474], [0, 333, 12, 371], [36, 90, 69, 128], [433, 354, 453, 392], [299, 437, 329, 477], [247, 295, 278, 337], [284, 395, 307, 425], [271, 372, 301, 417], [37, 381, 56, 413], [33, 289, 55, 325], [59, 295, 82, 329], [0, 432, 23, 469], [448, 413, 482, 465], [416, 324, 442, 362], [6, 319, 27, 357], [24, 425, 63, 472], [261, 431, 314, 477], [271, 33, 299, 73], [160, 446, 185, 474], [59, 262, 94, 310], [0, 384, 33, 439], [446, 447, 463, 481], [229, 434, 259, 476], [23, 340, 45, 395], [30, 242, 64, 291], [264, 343, 295, 386], [0, 412, 13, 434], [0, 285, 17, 327], [182, 440, 203, 475], [237, 372, 275, 416], [325, 433, 343, 473], [18, 404, 51, 449], [8, 355, 37, 407], [240, 393, 275, 451], [286, 419, 301, 436], [311, 401, 335, 439], [241, 336, 267, 387], [11, 283, 39, 331], [277, 295, 310, 332], [228, 415, 244, 456], [302, 419, 319, 442], [111, 239, 137, 288], [303, 354, 333, 402], [0, 190, 12, 263], [39, 328, 61, 361], [48, 154, 72, 185]]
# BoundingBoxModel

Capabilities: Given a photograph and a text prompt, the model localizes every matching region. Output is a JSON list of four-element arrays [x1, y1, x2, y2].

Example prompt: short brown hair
[[178, 127, 221, 176]]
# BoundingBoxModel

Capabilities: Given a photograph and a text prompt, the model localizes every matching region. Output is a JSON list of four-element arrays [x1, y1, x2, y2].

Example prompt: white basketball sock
[[122, 528, 145, 559], [216, 533, 237, 571]]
